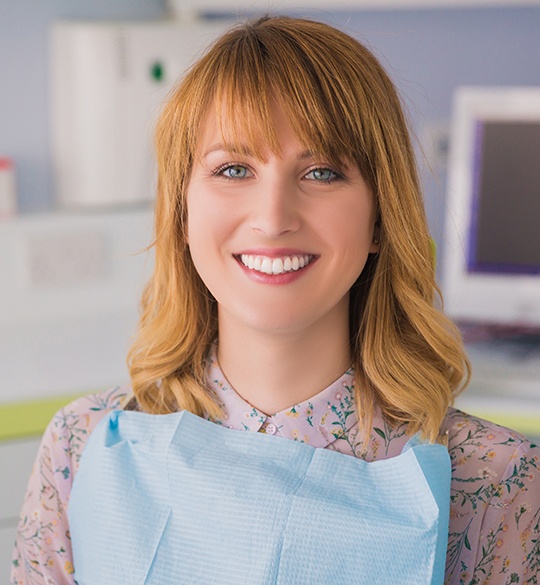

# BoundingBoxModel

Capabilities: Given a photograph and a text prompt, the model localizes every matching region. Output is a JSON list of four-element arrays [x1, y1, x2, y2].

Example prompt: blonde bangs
[[188, 18, 377, 180]]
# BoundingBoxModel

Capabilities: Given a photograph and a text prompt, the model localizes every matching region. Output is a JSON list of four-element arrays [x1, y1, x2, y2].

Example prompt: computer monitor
[[443, 87, 540, 325]]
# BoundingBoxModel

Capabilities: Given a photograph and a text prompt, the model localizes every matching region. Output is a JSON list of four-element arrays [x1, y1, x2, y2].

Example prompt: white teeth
[[239, 254, 313, 275], [260, 258, 272, 274], [271, 258, 284, 274]]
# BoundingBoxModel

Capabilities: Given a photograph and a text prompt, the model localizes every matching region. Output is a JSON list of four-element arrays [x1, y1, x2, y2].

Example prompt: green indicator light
[[151, 61, 165, 82]]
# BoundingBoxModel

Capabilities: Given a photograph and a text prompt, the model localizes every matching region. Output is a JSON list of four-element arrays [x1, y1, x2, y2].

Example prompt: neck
[[216, 311, 351, 416]]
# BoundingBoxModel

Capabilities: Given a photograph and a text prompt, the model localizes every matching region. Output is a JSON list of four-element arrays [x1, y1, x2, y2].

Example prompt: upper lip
[[234, 248, 317, 258]]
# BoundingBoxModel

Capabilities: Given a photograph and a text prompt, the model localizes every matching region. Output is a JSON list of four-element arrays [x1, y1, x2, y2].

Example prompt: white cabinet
[[0, 208, 153, 404], [52, 20, 229, 209]]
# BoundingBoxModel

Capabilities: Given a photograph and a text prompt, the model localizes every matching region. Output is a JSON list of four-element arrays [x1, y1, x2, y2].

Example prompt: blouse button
[[265, 423, 277, 435]]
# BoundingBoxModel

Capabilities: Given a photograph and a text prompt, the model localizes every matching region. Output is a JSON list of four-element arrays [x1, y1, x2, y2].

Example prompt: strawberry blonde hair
[[127, 15, 470, 441]]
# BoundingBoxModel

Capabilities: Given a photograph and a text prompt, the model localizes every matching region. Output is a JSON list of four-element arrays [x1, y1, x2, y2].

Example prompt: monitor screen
[[443, 87, 540, 325], [468, 120, 540, 275]]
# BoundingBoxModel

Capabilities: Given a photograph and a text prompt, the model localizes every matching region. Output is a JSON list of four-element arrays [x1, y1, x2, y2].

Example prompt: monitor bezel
[[442, 86, 540, 325]]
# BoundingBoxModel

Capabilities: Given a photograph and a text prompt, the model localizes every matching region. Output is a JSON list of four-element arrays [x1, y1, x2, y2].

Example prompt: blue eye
[[218, 164, 251, 179], [305, 167, 340, 182]]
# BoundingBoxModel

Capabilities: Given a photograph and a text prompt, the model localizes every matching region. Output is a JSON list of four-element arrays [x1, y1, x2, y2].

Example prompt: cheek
[[186, 185, 213, 245], [186, 190, 210, 274], [186, 189, 234, 289], [317, 197, 376, 288], [320, 197, 376, 247]]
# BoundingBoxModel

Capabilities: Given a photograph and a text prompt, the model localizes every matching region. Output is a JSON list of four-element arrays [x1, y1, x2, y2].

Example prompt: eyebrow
[[203, 143, 316, 161], [203, 143, 254, 158]]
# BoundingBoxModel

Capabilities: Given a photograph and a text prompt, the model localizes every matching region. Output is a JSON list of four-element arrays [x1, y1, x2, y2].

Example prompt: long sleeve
[[444, 408, 540, 585], [10, 410, 77, 585], [10, 388, 127, 585], [469, 440, 539, 584]]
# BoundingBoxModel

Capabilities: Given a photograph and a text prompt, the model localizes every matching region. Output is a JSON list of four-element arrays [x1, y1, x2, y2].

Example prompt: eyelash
[[212, 163, 252, 181], [304, 166, 344, 184], [211, 163, 345, 183]]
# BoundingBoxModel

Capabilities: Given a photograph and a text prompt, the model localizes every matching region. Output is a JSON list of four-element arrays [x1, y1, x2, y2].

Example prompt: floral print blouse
[[11, 355, 540, 585]]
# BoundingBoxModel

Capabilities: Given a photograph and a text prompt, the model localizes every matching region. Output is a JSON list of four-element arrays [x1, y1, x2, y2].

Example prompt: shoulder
[[50, 385, 129, 427], [442, 406, 536, 446], [43, 386, 130, 474], [55, 385, 129, 422], [442, 407, 539, 486], [443, 407, 538, 466]]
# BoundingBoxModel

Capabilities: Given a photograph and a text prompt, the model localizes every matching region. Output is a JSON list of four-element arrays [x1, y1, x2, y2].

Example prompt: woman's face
[[186, 101, 378, 338]]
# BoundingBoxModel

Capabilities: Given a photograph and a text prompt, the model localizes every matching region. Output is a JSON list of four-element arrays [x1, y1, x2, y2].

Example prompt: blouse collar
[[204, 348, 357, 449]]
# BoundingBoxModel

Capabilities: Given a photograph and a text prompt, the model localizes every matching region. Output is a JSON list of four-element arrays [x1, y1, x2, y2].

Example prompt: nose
[[250, 177, 301, 238]]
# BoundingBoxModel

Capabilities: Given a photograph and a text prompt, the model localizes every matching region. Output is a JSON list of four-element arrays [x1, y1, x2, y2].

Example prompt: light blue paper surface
[[69, 410, 451, 584]]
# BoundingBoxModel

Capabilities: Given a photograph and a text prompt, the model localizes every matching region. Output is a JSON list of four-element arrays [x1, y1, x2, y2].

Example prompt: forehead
[[194, 96, 350, 169], [195, 98, 290, 159]]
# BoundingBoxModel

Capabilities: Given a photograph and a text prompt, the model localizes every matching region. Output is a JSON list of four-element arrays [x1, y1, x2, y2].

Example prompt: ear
[[369, 223, 380, 254]]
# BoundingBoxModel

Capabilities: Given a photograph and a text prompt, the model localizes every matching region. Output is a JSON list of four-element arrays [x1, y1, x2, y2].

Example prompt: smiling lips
[[239, 254, 315, 275]]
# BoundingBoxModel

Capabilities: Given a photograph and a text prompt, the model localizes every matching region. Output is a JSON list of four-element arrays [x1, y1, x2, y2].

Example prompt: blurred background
[[1, 0, 540, 577]]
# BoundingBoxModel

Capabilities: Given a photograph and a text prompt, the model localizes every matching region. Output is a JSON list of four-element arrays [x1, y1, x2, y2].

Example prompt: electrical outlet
[[26, 230, 108, 287]]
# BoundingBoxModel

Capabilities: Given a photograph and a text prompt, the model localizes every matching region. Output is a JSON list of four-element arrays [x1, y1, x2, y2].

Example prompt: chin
[[222, 302, 337, 338]]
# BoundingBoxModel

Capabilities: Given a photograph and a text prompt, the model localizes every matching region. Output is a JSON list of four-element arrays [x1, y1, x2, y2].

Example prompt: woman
[[12, 15, 539, 585]]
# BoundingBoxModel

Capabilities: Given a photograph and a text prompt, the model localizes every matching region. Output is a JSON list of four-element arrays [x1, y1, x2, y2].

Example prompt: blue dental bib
[[69, 410, 450, 584]]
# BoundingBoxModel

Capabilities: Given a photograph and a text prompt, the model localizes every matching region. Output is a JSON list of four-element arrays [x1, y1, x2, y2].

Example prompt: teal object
[[69, 410, 451, 584]]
